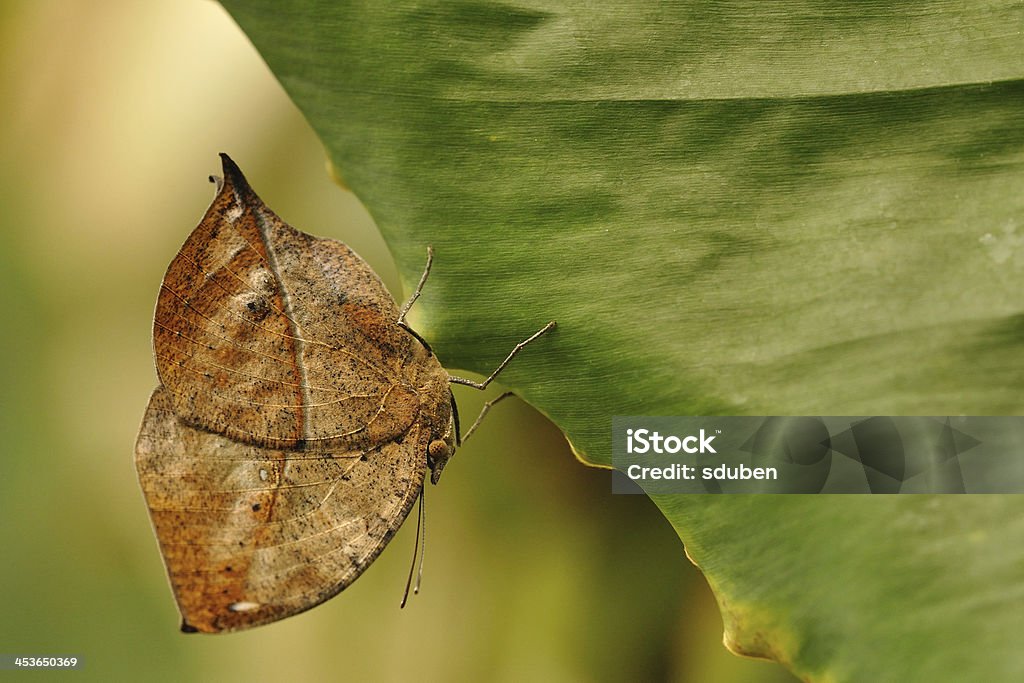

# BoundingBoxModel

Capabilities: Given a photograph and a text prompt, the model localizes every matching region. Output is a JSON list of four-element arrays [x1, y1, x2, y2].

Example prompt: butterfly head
[[426, 433, 454, 485]]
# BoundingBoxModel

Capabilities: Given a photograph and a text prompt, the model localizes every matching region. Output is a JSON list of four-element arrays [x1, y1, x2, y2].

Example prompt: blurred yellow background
[[0, 2, 796, 681]]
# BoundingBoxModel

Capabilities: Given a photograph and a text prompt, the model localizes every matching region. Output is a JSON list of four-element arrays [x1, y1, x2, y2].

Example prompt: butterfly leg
[[397, 247, 435, 354], [397, 245, 434, 325], [448, 321, 556, 391], [448, 320, 556, 441], [461, 391, 513, 444]]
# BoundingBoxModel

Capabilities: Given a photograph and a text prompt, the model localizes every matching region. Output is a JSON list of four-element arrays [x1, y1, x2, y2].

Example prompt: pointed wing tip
[[218, 151, 239, 173], [216, 153, 253, 196]]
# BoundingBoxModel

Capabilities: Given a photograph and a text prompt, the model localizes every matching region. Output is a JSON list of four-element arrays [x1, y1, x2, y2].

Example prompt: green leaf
[[219, 2, 1024, 680]]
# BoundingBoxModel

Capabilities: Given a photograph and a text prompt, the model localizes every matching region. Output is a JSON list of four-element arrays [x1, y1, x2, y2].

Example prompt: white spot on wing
[[228, 601, 261, 612]]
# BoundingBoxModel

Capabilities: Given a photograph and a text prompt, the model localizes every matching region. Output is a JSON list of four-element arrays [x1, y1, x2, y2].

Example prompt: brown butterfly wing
[[152, 154, 420, 449], [136, 155, 451, 632], [135, 387, 426, 633]]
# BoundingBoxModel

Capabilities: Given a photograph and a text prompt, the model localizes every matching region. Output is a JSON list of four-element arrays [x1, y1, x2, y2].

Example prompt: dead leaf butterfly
[[135, 154, 554, 633]]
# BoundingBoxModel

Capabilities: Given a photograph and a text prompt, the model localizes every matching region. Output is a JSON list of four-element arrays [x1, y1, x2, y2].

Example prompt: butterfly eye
[[428, 439, 450, 462], [426, 438, 453, 485]]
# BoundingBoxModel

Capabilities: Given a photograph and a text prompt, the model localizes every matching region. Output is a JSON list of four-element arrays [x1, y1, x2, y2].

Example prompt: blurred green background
[[0, 2, 797, 681]]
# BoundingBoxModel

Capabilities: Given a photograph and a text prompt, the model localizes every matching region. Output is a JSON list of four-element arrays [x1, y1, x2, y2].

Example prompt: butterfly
[[135, 154, 554, 632]]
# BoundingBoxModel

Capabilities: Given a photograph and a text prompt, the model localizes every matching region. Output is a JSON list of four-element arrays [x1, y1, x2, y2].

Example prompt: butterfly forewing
[[153, 157, 417, 449]]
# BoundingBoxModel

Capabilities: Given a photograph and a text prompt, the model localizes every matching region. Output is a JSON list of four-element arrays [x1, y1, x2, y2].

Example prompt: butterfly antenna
[[414, 482, 426, 595], [400, 483, 425, 608]]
